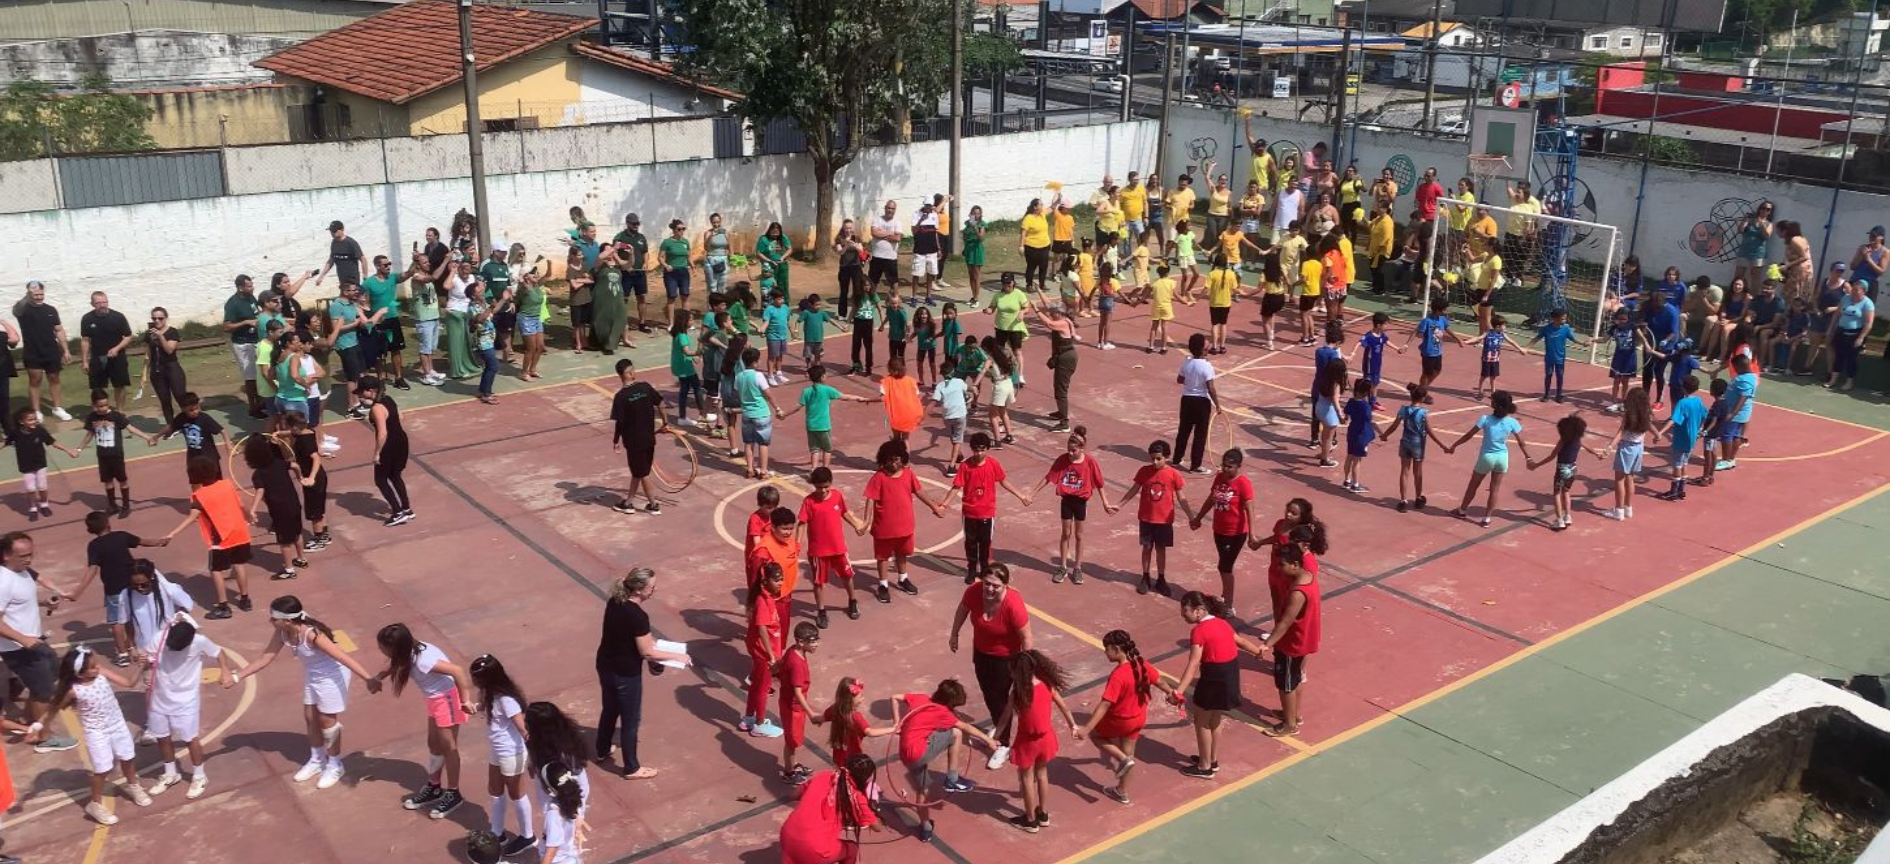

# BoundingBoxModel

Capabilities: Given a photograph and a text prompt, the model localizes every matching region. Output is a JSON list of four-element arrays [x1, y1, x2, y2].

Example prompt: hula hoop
[[651, 427, 699, 494], [225, 432, 294, 495]]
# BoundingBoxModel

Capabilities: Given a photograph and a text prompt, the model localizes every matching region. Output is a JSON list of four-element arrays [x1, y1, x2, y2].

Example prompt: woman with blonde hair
[[593, 568, 691, 779]]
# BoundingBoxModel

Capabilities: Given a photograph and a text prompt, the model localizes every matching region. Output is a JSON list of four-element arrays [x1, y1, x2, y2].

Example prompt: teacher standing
[[595, 567, 690, 780], [949, 563, 1033, 747]]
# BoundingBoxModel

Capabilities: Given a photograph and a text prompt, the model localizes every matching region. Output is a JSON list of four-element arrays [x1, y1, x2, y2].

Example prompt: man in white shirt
[[1272, 187, 1305, 243], [869, 200, 903, 294], [0, 532, 78, 751], [910, 202, 943, 306]]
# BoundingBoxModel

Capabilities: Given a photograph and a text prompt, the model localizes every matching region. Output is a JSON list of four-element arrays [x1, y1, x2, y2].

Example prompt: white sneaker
[[149, 771, 184, 796], [317, 761, 345, 789], [293, 758, 325, 782], [186, 773, 209, 799], [1102, 342, 1117, 350], [322, 434, 339, 444], [985, 745, 1011, 770], [675, 417, 697, 427], [1625, 506, 1634, 518], [121, 782, 152, 806], [50, 406, 73, 421], [137, 729, 158, 745], [749, 720, 785, 738], [84, 801, 118, 825]]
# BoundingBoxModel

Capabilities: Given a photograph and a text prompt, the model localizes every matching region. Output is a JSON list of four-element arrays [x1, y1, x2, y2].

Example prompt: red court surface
[[3, 300, 1886, 864]]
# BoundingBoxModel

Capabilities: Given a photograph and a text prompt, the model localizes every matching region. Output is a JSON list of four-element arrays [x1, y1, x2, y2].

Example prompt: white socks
[[511, 793, 534, 838], [309, 745, 328, 763], [488, 796, 506, 834], [488, 793, 534, 837]]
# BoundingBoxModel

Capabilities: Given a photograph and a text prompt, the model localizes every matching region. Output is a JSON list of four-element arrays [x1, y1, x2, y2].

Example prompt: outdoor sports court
[[4, 293, 1887, 864]]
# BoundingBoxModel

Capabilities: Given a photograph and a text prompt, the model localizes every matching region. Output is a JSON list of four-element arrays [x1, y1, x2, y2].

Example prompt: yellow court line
[[1049, 480, 1890, 864], [1739, 430, 1890, 463]]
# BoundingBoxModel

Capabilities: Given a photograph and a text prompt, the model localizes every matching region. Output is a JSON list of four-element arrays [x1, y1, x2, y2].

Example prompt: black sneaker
[[113, 652, 131, 667], [390, 510, 416, 526], [292, 558, 310, 569], [1181, 764, 1217, 779], [875, 584, 892, 604], [964, 571, 977, 585], [271, 569, 298, 581], [1009, 815, 1040, 834], [845, 599, 861, 620], [1155, 576, 1172, 597], [401, 783, 443, 810], [235, 595, 253, 612], [392, 378, 412, 391], [304, 537, 330, 553], [1036, 809, 1051, 827], [1413, 496, 1427, 509], [345, 407, 369, 420], [643, 502, 661, 515], [118, 503, 132, 520], [896, 577, 919, 596], [612, 499, 639, 515], [499, 832, 536, 857], [815, 609, 830, 630], [427, 789, 463, 819], [207, 603, 233, 620], [1050, 422, 1071, 433], [1137, 575, 1151, 595]]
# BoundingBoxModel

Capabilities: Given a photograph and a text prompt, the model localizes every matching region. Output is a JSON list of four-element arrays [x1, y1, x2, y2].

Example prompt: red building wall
[[1594, 88, 1848, 140]]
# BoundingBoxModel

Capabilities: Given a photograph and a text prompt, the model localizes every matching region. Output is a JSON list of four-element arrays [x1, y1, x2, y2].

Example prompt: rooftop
[[1562, 112, 1833, 151], [571, 42, 741, 102]]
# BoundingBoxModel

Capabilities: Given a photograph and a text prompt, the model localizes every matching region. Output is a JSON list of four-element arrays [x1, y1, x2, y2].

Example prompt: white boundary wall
[[2, 120, 1158, 327]]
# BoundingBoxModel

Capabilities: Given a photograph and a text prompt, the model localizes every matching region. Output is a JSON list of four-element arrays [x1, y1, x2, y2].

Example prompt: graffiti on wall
[[1385, 155, 1415, 197], [1686, 197, 1758, 262]]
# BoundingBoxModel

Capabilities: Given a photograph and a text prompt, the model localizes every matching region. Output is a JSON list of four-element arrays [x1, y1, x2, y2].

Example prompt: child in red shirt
[[744, 485, 781, 563], [861, 440, 944, 604], [893, 680, 1000, 843], [747, 506, 802, 629], [1075, 630, 1177, 805], [797, 467, 865, 628], [1026, 426, 1115, 584], [742, 563, 787, 738], [1189, 448, 1255, 615], [939, 432, 1028, 582], [777, 621, 820, 785], [1115, 440, 1191, 596], [779, 756, 881, 864], [814, 676, 892, 769], [1260, 534, 1325, 738], [1004, 649, 1077, 834]]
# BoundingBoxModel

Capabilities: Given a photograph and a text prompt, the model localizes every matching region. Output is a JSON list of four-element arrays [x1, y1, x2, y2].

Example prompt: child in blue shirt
[[1653, 374, 1706, 500], [1341, 379, 1377, 493], [1378, 382, 1450, 513], [1605, 307, 1655, 414], [1718, 353, 1759, 470], [1526, 308, 1581, 403], [1697, 377, 1732, 487], [791, 295, 841, 373], [1398, 298, 1462, 402], [1311, 321, 1345, 446], [1656, 337, 1702, 409], [761, 290, 792, 384], [1349, 312, 1392, 409], [1474, 315, 1530, 401], [1444, 390, 1534, 528]]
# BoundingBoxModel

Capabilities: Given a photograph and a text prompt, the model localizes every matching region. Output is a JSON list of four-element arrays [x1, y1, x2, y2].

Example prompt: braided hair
[[836, 754, 877, 832], [1102, 630, 1151, 705]]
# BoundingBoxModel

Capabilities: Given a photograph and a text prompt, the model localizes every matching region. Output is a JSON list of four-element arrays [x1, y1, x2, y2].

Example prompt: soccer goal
[[1424, 197, 1622, 364]]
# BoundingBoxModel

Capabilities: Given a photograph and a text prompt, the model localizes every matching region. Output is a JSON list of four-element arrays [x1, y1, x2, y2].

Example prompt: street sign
[[1499, 82, 1523, 107], [1345, 73, 1360, 95]]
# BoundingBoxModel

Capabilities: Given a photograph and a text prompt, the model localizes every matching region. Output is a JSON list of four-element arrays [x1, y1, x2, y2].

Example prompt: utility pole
[[1157, 26, 1175, 180], [459, 0, 491, 254], [1330, 25, 1351, 164], [1816, 4, 1878, 275], [1123, 4, 1136, 121], [1346, 1, 1369, 166], [1420, 0, 1443, 129], [950, 0, 964, 238]]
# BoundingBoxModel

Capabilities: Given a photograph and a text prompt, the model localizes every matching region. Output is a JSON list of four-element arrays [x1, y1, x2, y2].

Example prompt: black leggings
[[1051, 345, 1078, 419], [837, 266, 864, 317], [963, 517, 994, 576], [1642, 355, 1667, 401], [1175, 394, 1213, 471], [972, 650, 1013, 744], [851, 319, 875, 371], [149, 362, 187, 425], [374, 454, 410, 513], [1024, 246, 1052, 289]]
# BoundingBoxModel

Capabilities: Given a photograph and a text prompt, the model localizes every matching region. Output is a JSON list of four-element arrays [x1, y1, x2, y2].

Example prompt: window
[[1647, 34, 1662, 46], [1619, 35, 1634, 48], [1590, 35, 1608, 48]]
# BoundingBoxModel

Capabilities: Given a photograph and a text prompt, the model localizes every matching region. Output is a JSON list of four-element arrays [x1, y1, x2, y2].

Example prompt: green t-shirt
[[728, 302, 752, 335], [797, 308, 836, 344], [992, 289, 1028, 333], [333, 301, 361, 350], [915, 318, 937, 350], [256, 340, 278, 398], [411, 283, 439, 322], [364, 273, 401, 317], [954, 344, 987, 378], [736, 369, 771, 420], [276, 355, 309, 401], [518, 284, 546, 319], [670, 332, 695, 379], [886, 305, 908, 341], [613, 230, 649, 269], [660, 237, 692, 270], [224, 292, 259, 344], [799, 383, 842, 432], [478, 260, 512, 304], [258, 311, 286, 335]]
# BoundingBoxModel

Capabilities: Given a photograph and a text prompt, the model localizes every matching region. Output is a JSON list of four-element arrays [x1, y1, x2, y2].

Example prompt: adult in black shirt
[[17, 280, 71, 421], [612, 214, 652, 334], [270, 270, 316, 328], [594, 567, 689, 779], [243, 434, 307, 580], [0, 315, 18, 439], [71, 511, 168, 664], [318, 220, 367, 288], [356, 376, 414, 527], [139, 307, 188, 425], [78, 291, 134, 409], [608, 359, 667, 515]]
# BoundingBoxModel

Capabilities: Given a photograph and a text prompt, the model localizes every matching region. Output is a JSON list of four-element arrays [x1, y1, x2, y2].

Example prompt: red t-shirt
[[798, 491, 851, 558], [823, 706, 868, 765], [1045, 454, 1104, 500], [864, 469, 921, 539], [960, 584, 1028, 657], [1271, 554, 1323, 657], [1416, 180, 1444, 220], [1013, 679, 1055, 740], [1132, 464, 1185, 524], [1101, 658, 1162, 723], [1190, 616, 1238, 664], [951, 456, 1008, 519], [1266, 517, 1294, 580], [780, 769, 878, 864], [778, 648, 811, 717], [1208, 473, 1255, 536], [744, 510, 770, 560], [746, 592, 781, 656], [897, 694, 959, 766]]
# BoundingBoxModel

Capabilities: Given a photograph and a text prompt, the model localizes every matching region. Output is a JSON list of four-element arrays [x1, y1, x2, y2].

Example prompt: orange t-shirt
[[748, 533, 803, 596], [1052, 211, 1075, 243], [192, 479, 251, 550], [882, 376, 923, 433]]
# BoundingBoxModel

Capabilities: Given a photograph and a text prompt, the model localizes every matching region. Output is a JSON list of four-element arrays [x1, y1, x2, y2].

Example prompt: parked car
[[1090, 76, 1126, 94]]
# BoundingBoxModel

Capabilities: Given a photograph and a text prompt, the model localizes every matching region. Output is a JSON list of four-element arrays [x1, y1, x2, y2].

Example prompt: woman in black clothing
[[139, 307, 188, 425], [832, 219, 866, 318], [1027, 291, 1081, 433], [281, 410, 330, 552], [0, 315, 17, 439], [595, 568, 691, 779], [356, 375, 414, 527], [243, 433, 307, 581]]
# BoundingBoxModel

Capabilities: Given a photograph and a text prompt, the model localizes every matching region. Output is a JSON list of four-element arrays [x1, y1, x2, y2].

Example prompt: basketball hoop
[[1466, 154, 1512, 190]]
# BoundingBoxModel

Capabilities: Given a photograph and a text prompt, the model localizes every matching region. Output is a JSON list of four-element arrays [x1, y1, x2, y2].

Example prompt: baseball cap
[[1833, 262, 1847, 271], [1000, 272, 1017, 285], [328, 220, 345, 232], [626, 213, 641, 224], [1856, 278, 1872, 290], [352, 375, 384, 395], [1871, 225, 1885, 237]]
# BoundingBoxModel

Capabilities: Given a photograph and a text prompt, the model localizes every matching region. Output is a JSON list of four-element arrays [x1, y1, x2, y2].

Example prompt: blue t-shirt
[[1477, 414, 1522, 456], [1480, 329, 1507, 363], [1360, 331, 1389, 380], [333, 301, 361, 350], [1666, 353, 1701, 392], [1749, 294, 1785, 327], [762, 304, 791, 341], [1645, 303, 1680, 342], [1398, 405, 1428, 452], [1730, 372, 1759, 423], [1669, 395, 1706, 452], [1537, 323, 1572, 364], [1837, 296, 1875, 331], [736, 368, 771, 420], [1703, 398, 1731, 441], [1656, 279, 1686, 309], [1416, 314, 1448, 358], [1312, 345, 1341, 395], [1610, 324, 1638, 359], [1344, 398, 1375, 445]]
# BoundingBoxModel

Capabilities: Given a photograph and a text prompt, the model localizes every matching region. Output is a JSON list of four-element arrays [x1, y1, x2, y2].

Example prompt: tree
[[679, 0, 1010, 260], [0, 74, 156, 161]]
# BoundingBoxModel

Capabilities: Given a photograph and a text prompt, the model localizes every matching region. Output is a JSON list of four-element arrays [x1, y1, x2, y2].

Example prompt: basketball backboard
[[1467, 106, 1536, 183]]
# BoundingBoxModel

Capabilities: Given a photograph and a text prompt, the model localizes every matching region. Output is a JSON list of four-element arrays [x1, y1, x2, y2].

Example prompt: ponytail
[[1103, 630, 1151, 705], [1180, 590, 1226, 619]]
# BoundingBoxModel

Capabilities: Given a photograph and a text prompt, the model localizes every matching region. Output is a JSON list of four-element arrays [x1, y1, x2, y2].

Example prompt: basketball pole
[[1815, 3, 1877, 275], [1625, 0, 1677, 254]]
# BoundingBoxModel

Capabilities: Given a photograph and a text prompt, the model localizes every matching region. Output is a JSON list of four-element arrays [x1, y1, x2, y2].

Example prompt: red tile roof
[[1128, 0, 1223, 20], [570, 42, 742, 102], [254, 0, 596, 104]]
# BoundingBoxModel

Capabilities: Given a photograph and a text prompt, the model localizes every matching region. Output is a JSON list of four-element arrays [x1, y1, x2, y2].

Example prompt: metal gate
[[57, 150, 226, 208]]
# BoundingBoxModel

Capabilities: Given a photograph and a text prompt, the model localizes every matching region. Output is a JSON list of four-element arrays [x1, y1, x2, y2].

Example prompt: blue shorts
[[519, 315, 543, 336], [663, 269, 691, 300], [1314, 397, 1340, 428], [104, 590, 128, 625], [1610, 351, 1638, 378], [1399, 441, 1425, 462], [1098, 296, 1116, 314], [415, 319, 441, 355], [1614, 440, 1645, 475], [626, 270, 649, 298], [741, 415, 773, 445], [1346, 436, 1372, 458], [1718, 420, 1745, 442]]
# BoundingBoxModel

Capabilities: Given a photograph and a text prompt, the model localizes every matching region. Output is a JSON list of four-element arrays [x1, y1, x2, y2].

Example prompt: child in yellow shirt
[[1144, 264, 1192, 354], [1297, 255, 1324, 346], [1131, 234, 1152, 288], [1367, 204, 1396, 294], [1076, 239, 1097, 317]]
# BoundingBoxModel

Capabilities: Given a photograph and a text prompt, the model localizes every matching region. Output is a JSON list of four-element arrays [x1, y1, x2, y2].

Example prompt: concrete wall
[[0, 161, 61, 214], [2, 121, 1159, 327], [1162, 104, 1890, 286], [135, 82, 312, 148], [0, 0, 388, 43], [0, 30, 302, 90]]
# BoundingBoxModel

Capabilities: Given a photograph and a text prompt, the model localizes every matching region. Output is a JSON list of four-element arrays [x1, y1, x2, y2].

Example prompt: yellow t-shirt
[[1299, 259, 1323, 297], [1468, 214, 1499, 259], [1097, 204, 1122, 238], [1477, 254, 1505, 291], [1336, 235, 1355, 283], [1219, 229, 1244, 265], [1505, 198, 1542, 237], [1338, 178, 1363, 206], [1279, 235, 1308, 285], [1167, 187, 1197, 221], [1207, 268, 1240, 307], [1052, 211, 1075, 243], [1251, 152, 1275, 191], [1077, 252, 1095, 295], [1448, 191, 1476, 231], [1021, 213, 1051, 249], [1208, 188, 1232, 217], [1150, 277, 1177, 320], [1132, 246, 1151, 284], [1368, 213, 1395, 261], [1119, 184, 1148, 221]]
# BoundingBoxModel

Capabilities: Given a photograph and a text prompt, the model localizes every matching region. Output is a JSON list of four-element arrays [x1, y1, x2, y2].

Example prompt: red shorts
[[781, 708, 807, 747], [811, 554, 854, 587], [1008, 731, 1058, 767], [872, 535, 915, 560], [1091, 716, 1145, 740]]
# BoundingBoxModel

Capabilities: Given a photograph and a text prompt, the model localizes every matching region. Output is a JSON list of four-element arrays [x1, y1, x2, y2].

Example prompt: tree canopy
[[0, 74, 156, 161]]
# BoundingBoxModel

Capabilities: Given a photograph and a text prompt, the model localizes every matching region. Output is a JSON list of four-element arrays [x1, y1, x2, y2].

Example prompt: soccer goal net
[[1424, 197, 1622, 363]]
